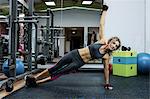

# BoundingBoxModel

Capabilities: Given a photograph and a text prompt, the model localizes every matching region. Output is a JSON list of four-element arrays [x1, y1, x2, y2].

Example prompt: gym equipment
[[37, 54, 47, 65], [137, 53, 150, 74], [112, 51, 137, 57], [121, 46, 131, 51], [2, 59, 25, 76], [112, 51, 137, 77], [0, 77, 15, 92], [113, 57, 137, 64]]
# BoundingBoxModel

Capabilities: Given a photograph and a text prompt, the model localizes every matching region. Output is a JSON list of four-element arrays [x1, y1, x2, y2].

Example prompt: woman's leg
[[47, 50, 83, 79], [48, 52, 72, 74], [30, 52, 73, 84], [25, 50, 81, 86], [36, 76, 52, 84], [34, 64, 75, 84], [25, 69, 52, 87], [35, 51, 72, 75], [35, 61, 80, 84], [34, 69, 51, 80]]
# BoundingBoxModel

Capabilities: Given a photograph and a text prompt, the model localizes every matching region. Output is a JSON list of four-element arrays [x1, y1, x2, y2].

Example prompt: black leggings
[[48, 50, 85, 78]]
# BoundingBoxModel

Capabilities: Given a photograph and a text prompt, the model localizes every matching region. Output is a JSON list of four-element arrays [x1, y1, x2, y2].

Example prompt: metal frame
[[8, 0, 18, 77], [0, 0, 56, 78], [4, 0, 38, 77], [26, 0, 34, 71], [50, 9, 54, 61]]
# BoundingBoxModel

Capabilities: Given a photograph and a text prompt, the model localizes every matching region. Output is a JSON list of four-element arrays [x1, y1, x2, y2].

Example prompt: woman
[[25, 5, 121, 90]]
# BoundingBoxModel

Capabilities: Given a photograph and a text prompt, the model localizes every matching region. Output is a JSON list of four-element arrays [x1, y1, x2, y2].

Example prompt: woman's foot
[[24, 75, 37, 87]]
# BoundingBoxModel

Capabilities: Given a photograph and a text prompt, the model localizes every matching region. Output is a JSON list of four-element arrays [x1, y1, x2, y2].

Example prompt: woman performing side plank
[[25, 5, 121, 90]]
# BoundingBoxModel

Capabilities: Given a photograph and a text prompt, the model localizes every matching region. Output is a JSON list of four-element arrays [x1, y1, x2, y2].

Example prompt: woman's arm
[[102, 56, 110, 84], [99, 11, 107, 40], [102, 54, 113, 90], [99, 5, 108, 43]]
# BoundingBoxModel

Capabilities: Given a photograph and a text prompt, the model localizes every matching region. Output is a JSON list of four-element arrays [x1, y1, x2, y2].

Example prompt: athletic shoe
[[24, 75, 37, 87]]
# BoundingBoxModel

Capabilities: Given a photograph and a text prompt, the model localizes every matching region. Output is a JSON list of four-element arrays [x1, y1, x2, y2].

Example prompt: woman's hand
[[104, 84, 113, 90], [103, 5, 109, 11]]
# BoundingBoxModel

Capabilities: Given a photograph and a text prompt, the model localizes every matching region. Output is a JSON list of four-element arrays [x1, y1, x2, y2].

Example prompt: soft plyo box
[[112, 51, 137, 57], [113, 57, 137, 64], [113, 64, 137, 77], [112, 51, 137, 77]]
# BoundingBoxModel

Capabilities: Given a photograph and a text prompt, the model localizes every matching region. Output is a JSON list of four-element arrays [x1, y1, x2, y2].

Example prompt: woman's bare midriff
[[78, 47, 91, 63]]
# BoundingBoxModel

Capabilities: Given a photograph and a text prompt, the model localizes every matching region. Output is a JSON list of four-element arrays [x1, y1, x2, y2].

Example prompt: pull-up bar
[[17, 16, 51, 19]]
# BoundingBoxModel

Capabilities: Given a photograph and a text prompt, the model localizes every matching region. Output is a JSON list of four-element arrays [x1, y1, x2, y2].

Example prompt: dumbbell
[[0, 78, 15, 92], [37, 54, 47, 65], [121, 46, 131, 51]]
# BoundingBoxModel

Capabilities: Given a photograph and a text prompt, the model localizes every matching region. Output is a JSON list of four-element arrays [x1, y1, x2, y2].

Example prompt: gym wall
[[105, 0, 150, 53], [146, 0, 150, 53]]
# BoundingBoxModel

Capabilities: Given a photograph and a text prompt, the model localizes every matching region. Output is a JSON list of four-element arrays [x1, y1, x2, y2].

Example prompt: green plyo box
[[113, 64, 137, 77], [112, 51, 137, 57]]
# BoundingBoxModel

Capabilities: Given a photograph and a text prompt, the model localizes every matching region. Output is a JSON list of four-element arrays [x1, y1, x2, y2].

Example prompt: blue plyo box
[[113, 57, 137, 64]]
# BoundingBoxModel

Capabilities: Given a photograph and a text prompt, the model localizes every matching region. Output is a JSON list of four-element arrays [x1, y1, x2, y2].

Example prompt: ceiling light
[[45, 1, 56, 6], [82, 0, 93, 5], [72, 31, 76, 34]]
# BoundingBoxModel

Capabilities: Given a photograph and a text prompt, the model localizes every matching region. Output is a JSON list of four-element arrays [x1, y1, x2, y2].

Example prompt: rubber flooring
[[3, 72, 150, 99]]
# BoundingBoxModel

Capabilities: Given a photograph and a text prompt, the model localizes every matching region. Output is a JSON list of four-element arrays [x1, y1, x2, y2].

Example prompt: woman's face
[[108, 39, 120, 51]]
